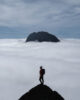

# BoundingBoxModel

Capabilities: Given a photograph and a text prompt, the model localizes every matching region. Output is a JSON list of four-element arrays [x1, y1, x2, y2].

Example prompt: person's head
[[40, 66, 42, 69]]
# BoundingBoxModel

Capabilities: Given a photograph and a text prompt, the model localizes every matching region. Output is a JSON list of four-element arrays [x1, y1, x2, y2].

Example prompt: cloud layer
[[0, 0, 80, 38]]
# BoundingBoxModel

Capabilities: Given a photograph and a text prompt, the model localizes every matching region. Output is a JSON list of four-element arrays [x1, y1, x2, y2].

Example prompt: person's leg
[[41, 76, 44, 84], [39, 76, 41, 83]]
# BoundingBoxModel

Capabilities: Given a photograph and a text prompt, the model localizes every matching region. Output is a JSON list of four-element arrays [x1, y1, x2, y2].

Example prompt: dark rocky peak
[[26, 31, 60, 42], [19, 84, 64, 100]]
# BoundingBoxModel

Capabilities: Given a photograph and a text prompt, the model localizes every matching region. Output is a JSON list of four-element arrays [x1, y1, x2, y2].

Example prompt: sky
[[0, 0, 80, 38]]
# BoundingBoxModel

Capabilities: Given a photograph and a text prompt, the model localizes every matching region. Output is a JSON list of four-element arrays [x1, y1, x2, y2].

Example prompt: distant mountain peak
[[19, 84, 64, 100], [26, 31, 60, 42]]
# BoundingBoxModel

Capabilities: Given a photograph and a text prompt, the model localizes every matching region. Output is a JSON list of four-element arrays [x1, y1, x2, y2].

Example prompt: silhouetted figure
[[39, 66, 45, 84]]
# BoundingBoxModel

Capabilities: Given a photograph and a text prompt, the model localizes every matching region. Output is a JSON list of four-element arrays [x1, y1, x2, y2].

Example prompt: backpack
[[42, 69, 45, 75]]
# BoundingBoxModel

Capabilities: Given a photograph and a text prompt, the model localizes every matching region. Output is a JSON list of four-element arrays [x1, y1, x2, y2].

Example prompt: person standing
[[39, 66, 45, 84]]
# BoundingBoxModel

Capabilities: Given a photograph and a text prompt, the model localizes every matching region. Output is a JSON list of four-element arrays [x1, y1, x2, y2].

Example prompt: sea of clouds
[[0, 38, 80, 100]]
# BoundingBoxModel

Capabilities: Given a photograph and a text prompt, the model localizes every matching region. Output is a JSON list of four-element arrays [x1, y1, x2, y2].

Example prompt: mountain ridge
[[26, 31, 60, 42], [19, 84, 64, 100]]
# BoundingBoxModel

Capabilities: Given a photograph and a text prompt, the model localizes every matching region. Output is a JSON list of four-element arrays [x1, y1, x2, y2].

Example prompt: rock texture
[[19, 84, 64, 100], [26, 31, 60, 42]]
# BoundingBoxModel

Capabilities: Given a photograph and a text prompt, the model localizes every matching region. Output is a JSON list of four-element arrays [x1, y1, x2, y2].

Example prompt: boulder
[[26, 31, 60, 42], [19, 84, 64, 100]]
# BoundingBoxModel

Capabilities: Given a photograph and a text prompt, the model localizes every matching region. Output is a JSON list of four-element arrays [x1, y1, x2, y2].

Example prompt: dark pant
[[39, 75, 44, 84]]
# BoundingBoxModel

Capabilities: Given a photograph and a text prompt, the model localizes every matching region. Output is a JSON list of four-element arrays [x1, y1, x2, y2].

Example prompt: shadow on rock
[[19, 84, 64, 100]]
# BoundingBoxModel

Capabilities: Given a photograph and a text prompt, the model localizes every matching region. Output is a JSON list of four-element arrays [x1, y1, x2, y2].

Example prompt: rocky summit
[[19, 84, 64, 100], [26, 31, 60, 42]]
